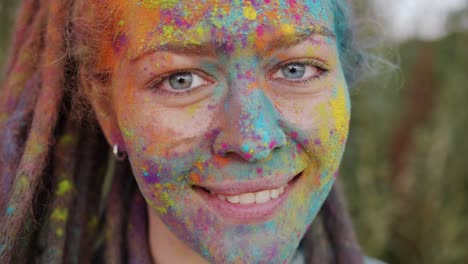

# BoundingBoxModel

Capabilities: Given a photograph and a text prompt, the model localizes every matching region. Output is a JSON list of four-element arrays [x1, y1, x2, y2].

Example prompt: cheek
[[118, 92, 220, 155], [272, 84, 350, 169], [272, 86, 350, 135], [272, 95, 329, 129], [115, 89, 226, 207]]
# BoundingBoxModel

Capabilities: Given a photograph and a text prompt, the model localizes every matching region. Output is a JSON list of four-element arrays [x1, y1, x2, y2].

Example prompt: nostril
[[212, 121, 287, 161], [214, 142, 232, 157], [239, 143, 274, 162], [214, 141, 272, 162], [267, 130, 287, 151], [269, 140, 280, 150]]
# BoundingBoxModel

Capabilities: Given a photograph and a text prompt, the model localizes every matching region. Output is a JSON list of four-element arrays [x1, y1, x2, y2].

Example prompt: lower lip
[[193, 173, 301, 223]]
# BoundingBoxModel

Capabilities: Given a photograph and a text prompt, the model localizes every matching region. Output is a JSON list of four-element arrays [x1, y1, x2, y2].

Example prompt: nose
[[213, 87, 287, 162]]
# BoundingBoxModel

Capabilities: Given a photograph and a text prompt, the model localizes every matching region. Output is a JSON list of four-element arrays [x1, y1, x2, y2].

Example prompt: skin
[[92, 0, 351, 263]]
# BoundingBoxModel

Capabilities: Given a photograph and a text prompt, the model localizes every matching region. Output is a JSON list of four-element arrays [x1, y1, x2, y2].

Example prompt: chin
[[153, 169, 335, 264]]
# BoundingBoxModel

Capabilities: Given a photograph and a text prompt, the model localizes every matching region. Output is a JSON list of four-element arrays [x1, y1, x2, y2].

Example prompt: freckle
[[314, 139, 321, 145]]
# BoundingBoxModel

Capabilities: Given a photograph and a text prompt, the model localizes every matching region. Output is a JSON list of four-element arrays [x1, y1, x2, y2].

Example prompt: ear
[[80, 70, 126, 152]]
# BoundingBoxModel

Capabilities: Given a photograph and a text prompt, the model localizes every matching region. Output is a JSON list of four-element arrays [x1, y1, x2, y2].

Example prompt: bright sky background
[[372, 0, 468, 42]]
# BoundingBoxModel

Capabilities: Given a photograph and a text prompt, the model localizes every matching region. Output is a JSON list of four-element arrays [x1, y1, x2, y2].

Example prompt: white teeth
[[255, 190, 271, 203], [210, 184, 287, 204], [239, 193, 256, 204], [271, 189, 279, 199], [226, 195, 240, 204], [279, 186, 285, 195]]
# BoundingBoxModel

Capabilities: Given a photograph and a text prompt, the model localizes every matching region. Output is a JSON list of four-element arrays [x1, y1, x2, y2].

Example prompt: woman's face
[[104, 0, 350, 262]]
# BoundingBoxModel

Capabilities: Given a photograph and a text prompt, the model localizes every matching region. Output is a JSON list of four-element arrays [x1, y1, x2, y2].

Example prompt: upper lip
[[193, 170, 303, 195]]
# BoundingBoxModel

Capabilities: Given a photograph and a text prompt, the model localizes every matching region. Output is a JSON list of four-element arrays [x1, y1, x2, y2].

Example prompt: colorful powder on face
[[113, 34, 128, 53], [243, 4, 257, 20], [139, 0, 179, 9], [109, 0, 349, 262]]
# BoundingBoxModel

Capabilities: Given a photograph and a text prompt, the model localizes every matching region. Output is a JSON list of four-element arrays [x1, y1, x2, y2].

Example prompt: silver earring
[[113, 144, 127, 161]]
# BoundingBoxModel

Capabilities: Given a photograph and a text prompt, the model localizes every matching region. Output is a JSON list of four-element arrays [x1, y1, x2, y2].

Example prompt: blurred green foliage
[[0, 2, 467, 264], [0, 0, 18, 69], [342, 32, 468, 264]]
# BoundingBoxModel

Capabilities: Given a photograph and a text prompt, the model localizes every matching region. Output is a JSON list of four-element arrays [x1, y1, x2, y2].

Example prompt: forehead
[[117, 0, 334, 56]]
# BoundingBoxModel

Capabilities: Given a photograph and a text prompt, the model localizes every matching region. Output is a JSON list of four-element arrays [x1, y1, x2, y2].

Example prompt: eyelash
[[268, 58, 330, 85], [146, 69, 211, 96], [146, 58, 330, 95]]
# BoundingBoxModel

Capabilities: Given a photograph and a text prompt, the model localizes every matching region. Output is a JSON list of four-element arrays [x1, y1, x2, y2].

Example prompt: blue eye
[[281, 63, 306, 79], [153, 71, 209, 93], [271, 60, 326, 83], [169, 72, 194, 90]]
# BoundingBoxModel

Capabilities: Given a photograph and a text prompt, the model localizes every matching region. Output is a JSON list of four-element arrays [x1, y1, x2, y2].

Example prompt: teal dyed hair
[[332, 0, 367, 86]]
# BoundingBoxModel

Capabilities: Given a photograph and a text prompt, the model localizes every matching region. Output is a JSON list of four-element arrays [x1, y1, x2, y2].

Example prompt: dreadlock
[[0, 0, 364, 263]]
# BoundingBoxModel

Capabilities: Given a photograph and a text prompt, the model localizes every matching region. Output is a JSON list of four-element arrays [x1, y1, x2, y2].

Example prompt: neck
[[147, 206, 208, 264]]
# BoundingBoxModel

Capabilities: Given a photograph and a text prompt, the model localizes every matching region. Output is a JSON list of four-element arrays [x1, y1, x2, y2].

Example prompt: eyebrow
[[129, 25, 336, 64], [264, 26, 336, 54], [129, 43, 216, 64]]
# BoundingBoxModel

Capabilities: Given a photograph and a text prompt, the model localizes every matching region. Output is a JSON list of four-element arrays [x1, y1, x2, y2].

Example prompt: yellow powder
[[243, 5, 257, 20], [281, 23, 295, 35], [141, 0, 178, 9], [330, 85, 350, 134]]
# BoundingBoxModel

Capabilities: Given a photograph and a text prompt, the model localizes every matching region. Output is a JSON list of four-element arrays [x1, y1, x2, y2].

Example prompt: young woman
[[0, 0, 370, 263]]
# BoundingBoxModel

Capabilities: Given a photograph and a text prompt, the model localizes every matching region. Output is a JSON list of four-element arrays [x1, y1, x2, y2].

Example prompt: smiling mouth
[[200, 173, 301, 204], [209, 184, 287, 204], [192, 172, 303, 222]]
